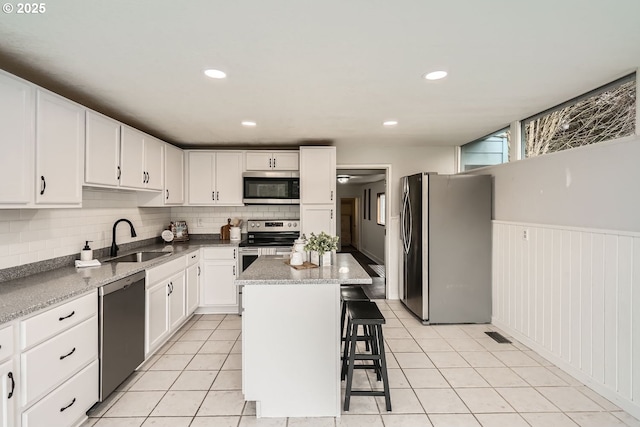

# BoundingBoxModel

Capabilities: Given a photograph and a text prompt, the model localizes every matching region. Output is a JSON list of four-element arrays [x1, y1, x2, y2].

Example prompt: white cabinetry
[[84, 111, 121, 187], [35, 89, 84, 206], [300, 147, 336, 236], [200, 247, 238, 314], [18, 291, 98, 427], [164, 143, 184, 204], [245, 151, 299, 171], [187, 151, 243, 206], [0, 324, 16, 427], [185, 251, 200, 316], [120, 126, 164, 191], [145, 256, 187, 356], [0, 71, 34, 207]]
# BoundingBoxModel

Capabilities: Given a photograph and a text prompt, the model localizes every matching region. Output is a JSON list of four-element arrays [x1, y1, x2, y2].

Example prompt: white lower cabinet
[[0, 323, 16, 427], [21, 316, 97, 407], [21, 360, 98, 427], [200, 247, 238, 314], [0, 359, 16, 427], [185, 252, 200, 316], [145, 256, 188, 356], [17, 291, 98, 427]]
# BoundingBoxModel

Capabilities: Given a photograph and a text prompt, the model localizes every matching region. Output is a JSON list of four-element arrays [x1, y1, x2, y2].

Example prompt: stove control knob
[[288, 222, 292, 227], [293, 222, 298, 227], [250, 223, 255, 228], [256, 223, 260, 227]]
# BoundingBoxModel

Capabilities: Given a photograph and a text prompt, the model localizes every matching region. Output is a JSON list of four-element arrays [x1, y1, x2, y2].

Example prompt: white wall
[[0, 188, 170, 269], [477, 135, 640, 418], [336, 180, 385, 264]]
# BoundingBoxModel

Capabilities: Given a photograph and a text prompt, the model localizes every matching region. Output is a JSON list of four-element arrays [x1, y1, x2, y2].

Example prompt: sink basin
[[108, 251, 171, 263]]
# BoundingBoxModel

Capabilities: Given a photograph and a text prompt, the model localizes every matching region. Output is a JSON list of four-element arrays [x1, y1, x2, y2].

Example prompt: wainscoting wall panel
[[492, 220, 640, 418]]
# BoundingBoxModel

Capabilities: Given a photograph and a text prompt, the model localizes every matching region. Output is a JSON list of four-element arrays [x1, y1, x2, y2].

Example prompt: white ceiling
[[1, 0, 639, 148]]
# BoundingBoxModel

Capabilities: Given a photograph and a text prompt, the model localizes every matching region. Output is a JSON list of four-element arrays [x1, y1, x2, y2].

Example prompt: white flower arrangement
[[304, 231, 339, 256]]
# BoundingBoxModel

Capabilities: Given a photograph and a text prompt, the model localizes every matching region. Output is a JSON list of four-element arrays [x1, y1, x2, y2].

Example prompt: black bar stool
[[340, 286, 370, 348], [342, 300, 391, 412]]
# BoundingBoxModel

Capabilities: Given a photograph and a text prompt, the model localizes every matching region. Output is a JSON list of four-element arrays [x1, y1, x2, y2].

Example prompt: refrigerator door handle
[[405, 195, 412, 253]]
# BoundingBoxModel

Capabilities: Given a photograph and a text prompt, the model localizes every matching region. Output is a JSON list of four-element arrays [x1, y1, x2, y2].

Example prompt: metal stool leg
[[377, 324, 392, 411], [343, 321, 358, 411], [341, 316, 352, 380]]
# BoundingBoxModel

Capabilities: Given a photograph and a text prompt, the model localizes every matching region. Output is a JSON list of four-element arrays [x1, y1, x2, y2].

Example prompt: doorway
[[336, 167, 388, 299], [340, 198, 358, 249]]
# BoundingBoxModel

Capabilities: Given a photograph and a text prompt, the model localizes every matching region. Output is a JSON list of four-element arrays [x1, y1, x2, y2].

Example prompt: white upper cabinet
[[120, 126, 145, 188], [300, 146, 336, 204], [35, 89, 84, 206], [0, 71, 35, 206], [85, 110, 121, 187], [215, 151, 243, 205], [245, 151, 299, 171], [164, 143, 184, 204], [120, 126, 164, 191], [144, 136, 164, 191], [187, 151, 243, 206]]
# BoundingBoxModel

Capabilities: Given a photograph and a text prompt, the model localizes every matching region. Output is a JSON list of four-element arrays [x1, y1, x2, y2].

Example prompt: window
[[376, 193, 386, 226], [523, 73, 636, 158], [460, 127, 510, 171]]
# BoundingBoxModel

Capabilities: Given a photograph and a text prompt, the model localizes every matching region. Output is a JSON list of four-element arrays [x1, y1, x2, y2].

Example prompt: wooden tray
[[284, 260, 318, 270]]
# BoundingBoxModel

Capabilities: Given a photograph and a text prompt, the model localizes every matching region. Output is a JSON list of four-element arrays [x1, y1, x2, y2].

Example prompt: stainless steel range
[[237, 219, 300, 314]]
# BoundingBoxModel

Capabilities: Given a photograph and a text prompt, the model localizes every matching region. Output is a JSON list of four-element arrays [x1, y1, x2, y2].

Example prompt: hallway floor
[[339, 245, 386, 299], [83, 300, 640, 427]]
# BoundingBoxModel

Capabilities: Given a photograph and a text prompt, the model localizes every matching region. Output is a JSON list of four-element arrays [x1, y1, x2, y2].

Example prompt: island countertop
[[236, 253, 372, 285]]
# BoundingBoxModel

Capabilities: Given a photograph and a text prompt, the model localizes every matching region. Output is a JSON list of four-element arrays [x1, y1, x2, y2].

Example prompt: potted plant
[[304, 232, 339, 266]]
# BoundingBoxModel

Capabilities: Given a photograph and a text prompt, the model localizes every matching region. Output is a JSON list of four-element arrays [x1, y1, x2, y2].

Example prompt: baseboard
[[359, 248, 384, 266]]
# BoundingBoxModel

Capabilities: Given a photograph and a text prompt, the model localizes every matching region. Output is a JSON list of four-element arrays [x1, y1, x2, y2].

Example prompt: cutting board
[[220, 218, 231, 240], [284, 260, 318, 270]]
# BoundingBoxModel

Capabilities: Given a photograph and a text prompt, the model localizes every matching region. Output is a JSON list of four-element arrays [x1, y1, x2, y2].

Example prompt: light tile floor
[[84, 300, 640, 427]]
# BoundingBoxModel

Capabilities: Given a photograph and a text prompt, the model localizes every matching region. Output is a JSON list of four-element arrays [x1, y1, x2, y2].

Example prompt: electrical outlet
[[523, 229, 529, 241], [197, 218, 204, 227]]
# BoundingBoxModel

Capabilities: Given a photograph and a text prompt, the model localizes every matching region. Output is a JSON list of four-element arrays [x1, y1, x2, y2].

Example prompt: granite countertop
[[0, 239, 241, 325], [236, 253, 372, 285]]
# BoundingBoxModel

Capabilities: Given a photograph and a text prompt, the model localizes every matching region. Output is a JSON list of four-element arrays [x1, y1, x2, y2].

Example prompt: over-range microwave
[[242, 171, 300, 204]]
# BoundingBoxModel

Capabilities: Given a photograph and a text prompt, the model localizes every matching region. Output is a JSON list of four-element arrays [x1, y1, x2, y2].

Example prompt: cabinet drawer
[[0, 323, 14, 362], [20, 291, 97, 350], [146, 255, 185, 285], [22, 359, 98, 427], [22, 315, 98, 406], [186, 250, 200, 267], [203, 247, 237, 261]]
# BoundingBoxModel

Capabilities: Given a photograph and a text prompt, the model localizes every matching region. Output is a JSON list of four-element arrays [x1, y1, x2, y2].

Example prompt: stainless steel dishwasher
[[98, 271, 145, 401]]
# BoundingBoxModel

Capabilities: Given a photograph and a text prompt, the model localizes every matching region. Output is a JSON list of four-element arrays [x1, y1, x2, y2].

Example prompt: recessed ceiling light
[[424, 70, 448, 80], [241, 121, 257, 127], [204, 69, 227, 79], [383, 120, 398, 127]]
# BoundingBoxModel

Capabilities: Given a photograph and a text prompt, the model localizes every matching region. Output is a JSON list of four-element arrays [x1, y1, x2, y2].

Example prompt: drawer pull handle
[[59, 311, 75, 321], [60, 398, 76, 412], [7, 372, 14, 399], [60, 347, 76, 360]]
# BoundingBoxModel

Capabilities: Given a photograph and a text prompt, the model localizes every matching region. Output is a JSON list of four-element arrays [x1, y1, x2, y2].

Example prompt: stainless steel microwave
[[242, 172, 300, 204]]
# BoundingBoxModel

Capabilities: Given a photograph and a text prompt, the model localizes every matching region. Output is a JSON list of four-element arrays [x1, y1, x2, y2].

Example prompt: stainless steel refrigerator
[[401, 173, 492, 324]]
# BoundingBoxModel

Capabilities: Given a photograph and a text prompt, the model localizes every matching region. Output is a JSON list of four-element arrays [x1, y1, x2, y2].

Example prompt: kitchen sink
[[107, 251, 171, 263]]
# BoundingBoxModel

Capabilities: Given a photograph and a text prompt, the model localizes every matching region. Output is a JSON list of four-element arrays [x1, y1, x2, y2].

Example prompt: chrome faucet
[[110, 218, 137, 257]]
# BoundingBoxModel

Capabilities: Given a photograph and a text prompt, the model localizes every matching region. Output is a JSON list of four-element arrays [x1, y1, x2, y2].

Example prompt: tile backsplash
[[170, 205, 300, 234], [0, 188, 300, 270], [0, 188, 171, 269]]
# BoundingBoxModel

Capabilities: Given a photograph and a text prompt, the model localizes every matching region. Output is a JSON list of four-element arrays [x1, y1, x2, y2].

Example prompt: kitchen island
[[236, 253, 372, 418]]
